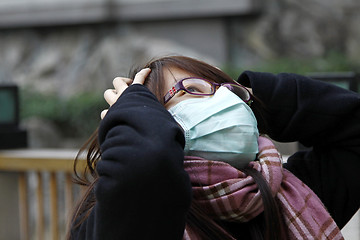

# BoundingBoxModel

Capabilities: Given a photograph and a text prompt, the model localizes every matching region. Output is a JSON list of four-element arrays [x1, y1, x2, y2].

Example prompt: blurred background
[[1, 0, 360, 148], [0, 0, 359, 239]]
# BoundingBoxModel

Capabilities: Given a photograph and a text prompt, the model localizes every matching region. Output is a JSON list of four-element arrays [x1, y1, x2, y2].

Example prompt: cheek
[[165, 94, 207, 110], [165, 93, 193, 110], [165, 98, 181, 110]]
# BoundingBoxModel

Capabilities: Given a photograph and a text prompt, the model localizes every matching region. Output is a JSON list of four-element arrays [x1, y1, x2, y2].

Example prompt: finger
[[132, 68, 151, 85], [246, 87, 253, 95], [101, 109, 108, 119], [113, 77, 131, 90], [122, 77, 133, 84], [104, 89, 119, 106]]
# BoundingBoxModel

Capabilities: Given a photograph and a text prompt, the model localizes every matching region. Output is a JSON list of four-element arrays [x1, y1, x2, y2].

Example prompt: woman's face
[[163, 67, 208, 110]]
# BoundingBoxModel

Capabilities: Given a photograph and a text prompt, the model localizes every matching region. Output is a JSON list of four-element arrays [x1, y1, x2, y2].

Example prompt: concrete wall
[[1, 0, 360, 95]]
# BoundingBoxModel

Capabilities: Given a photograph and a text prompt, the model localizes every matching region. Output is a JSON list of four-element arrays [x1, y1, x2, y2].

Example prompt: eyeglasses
[[164, 77, 252, 105]]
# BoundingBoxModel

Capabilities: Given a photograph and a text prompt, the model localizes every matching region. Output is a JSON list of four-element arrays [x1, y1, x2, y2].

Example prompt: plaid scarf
[[183, 136, 343, 240]]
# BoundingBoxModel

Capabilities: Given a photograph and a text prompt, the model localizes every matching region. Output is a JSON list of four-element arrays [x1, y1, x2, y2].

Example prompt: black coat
[[238, 71, 360, 230], [71, 72, 360, 239]]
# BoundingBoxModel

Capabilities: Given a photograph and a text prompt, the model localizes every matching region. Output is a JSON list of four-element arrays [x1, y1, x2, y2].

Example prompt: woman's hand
[[246, 87, 253, 95], [101, 68, 151, 119]]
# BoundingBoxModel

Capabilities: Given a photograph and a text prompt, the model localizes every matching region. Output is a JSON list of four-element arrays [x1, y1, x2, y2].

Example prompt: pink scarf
[[183, 136, 343, 240]]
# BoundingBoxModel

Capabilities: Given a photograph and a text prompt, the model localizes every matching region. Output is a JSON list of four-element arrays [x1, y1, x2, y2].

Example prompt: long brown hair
[[68, 56, 285, 239]]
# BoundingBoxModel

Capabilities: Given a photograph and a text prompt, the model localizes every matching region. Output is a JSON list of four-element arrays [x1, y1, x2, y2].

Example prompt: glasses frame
[[163, 77, 252, 105]]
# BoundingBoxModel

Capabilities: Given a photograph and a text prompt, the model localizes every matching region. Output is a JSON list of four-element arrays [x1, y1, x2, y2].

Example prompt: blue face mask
[[168, 86, 259, 169]]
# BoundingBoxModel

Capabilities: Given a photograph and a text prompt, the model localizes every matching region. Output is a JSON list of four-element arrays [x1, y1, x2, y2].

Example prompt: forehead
[[164, 67, 192, 81], [163, 67, 192, 90]]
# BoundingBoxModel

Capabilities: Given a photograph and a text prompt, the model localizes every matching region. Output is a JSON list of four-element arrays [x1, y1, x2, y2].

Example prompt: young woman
[[68, 56, 360, 239]]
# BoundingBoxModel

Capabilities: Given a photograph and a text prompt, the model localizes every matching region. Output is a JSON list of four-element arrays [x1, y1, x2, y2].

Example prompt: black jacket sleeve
[[73, 84, 192, 239], [238, 71, 360, 229]]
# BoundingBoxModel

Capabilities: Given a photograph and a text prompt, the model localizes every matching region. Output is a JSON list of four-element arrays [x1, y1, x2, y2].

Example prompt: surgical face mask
[[168, 86, 259, 169]]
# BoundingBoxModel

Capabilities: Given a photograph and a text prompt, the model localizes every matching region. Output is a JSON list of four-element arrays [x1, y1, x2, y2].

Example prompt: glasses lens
[[223, 83, 250, 102], [182, 78, 214, 95]]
